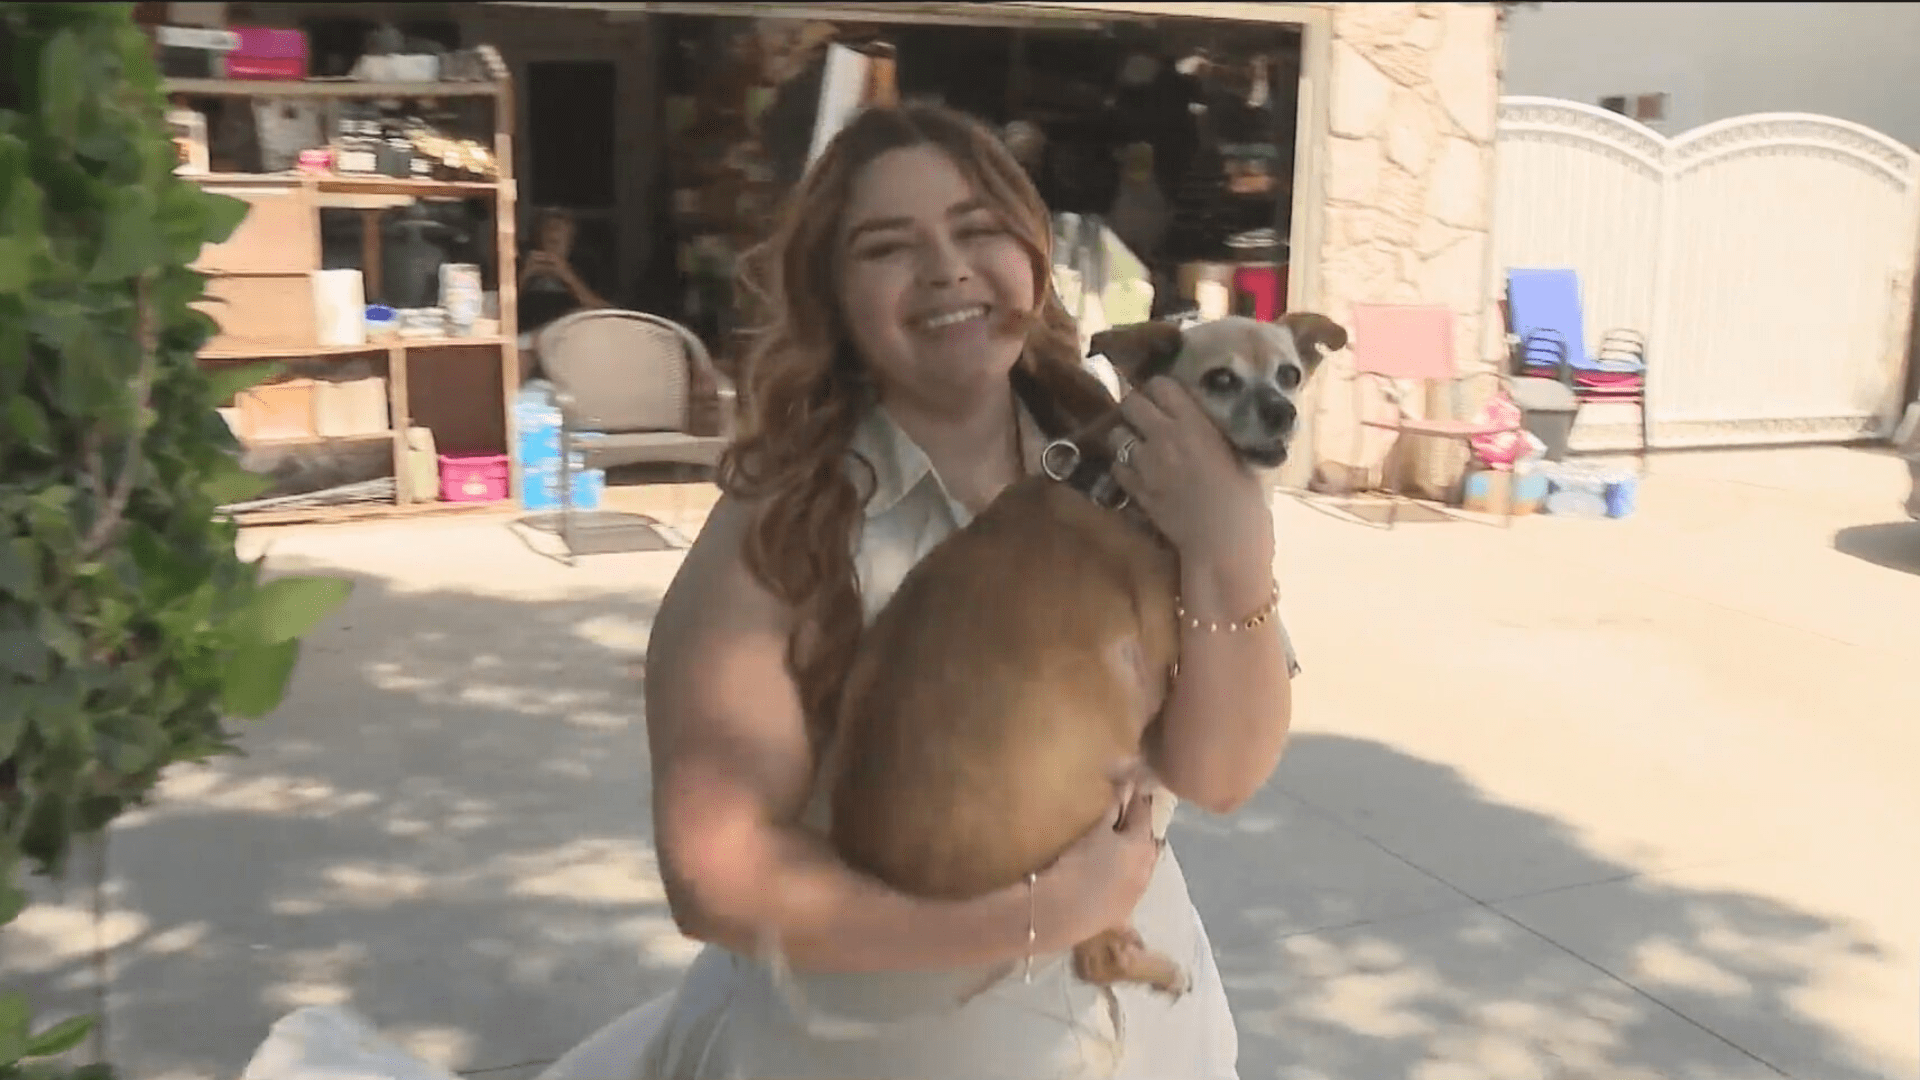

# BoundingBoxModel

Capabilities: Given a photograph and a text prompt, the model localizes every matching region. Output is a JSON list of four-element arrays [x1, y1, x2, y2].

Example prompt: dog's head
[[1088, 313, 1349, 468]]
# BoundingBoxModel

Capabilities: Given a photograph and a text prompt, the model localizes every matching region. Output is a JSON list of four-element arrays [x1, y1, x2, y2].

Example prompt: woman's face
[[540, 214, 574, 258], [834, 145, 1037, 408]]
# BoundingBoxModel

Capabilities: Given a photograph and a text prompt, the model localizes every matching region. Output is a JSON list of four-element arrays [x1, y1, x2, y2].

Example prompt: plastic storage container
[[1540, 462, 1610, 518], [225, 27, 308, 80], [1510, 376, 1580, 462], [1602, 469, 1639, 518], [438, 453, 509, 503]]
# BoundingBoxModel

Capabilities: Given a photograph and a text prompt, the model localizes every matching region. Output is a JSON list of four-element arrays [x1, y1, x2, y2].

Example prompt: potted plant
[[2, 5, 352, 1073]]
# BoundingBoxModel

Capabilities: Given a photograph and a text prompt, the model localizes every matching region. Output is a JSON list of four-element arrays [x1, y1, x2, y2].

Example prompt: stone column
[[1291, 2, 1502, 499]]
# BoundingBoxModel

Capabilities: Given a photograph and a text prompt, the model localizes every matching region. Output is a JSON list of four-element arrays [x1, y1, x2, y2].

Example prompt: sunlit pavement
[[7, 447, 1917, 1080]]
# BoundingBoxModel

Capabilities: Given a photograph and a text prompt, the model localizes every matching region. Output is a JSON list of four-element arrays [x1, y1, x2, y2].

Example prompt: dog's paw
[[1072, 928, 1189, 999], [1149, 964, 1192, 1000]]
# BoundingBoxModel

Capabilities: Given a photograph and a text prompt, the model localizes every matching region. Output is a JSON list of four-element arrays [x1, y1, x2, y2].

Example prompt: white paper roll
[[311, 269, 367, 348], [1195, 279, 1231, 322]]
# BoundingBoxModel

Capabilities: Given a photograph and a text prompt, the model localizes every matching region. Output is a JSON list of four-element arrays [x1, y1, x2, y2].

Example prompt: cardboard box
[[313, 376, 390, 437], [235, 378, 317, 442], [196, 273, 317, 355], [1462, 466, 1547, 516], [193, 182, 319, 274], [168, 108, 210, 175]]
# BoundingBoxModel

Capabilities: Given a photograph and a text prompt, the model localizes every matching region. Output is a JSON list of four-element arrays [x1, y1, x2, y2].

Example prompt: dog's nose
[[1255, 387, 1296, 433]]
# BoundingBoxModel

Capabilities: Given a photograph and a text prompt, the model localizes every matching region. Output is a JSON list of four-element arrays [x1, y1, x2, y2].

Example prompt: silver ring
[[1040, 438, 1082, 482], [1116, 438, 1138, 467]]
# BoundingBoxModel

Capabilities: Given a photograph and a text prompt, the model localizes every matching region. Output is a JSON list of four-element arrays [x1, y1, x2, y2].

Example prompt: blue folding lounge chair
[[1505, 268, 1650, 461]]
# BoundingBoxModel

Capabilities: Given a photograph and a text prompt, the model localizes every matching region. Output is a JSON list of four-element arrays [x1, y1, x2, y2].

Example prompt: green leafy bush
[[2, 4, 352, 1073]]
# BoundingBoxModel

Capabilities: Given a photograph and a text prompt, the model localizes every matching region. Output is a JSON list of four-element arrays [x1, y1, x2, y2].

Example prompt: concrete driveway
[[7, 446, 1918, 1080]]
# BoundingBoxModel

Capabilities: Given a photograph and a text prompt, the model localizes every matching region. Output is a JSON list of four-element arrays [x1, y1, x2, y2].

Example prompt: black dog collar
[[1040, 437, 1131, 511]]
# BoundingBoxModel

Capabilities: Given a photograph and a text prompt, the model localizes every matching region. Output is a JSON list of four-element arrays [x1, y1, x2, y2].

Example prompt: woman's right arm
[[646, 496, 1156, 975]]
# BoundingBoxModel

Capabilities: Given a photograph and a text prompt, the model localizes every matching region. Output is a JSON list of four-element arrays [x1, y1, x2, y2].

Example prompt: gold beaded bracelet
[[1175, 578, 1281, 634]]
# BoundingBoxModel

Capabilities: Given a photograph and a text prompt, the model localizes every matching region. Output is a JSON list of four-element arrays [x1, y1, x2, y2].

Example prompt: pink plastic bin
[[225, 27, 308, 80], [439, 453, 509, 503]]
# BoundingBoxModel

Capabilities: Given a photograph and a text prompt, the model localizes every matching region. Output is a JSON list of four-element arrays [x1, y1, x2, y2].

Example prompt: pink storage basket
[[439, 453, 509, 503], [225, 27, 308, 80]]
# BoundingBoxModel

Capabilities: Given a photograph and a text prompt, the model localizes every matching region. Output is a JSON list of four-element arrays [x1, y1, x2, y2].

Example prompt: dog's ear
[[1089, 321, 1184, 385], [1275, 312, 1349, 372]]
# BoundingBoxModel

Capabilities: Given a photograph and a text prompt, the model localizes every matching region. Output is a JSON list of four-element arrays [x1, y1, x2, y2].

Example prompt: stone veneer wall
[[1285, 1, 1504, 498]]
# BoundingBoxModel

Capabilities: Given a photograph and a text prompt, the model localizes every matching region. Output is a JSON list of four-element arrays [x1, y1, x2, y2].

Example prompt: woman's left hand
[[1110, 376, 1276, 573]]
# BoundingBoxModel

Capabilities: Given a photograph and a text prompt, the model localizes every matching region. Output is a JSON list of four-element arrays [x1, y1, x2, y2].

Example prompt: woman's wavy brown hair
[[720, 104, 1115, 752]]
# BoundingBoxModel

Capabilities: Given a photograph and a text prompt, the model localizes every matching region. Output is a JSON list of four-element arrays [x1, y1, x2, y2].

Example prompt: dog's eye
[[1276, 367, 1302, 390], [1201, 368, 1241, 395]]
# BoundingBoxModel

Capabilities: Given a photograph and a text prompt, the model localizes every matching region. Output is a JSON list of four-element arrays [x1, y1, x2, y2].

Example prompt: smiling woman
[[833, 152, 1042, 509], [512, 105, 1251, 1080]]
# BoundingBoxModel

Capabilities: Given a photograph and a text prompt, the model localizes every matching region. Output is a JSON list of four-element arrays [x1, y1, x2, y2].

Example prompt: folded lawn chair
[[1505, 267, 1650, 462], [1350, 303, 1524, 529]]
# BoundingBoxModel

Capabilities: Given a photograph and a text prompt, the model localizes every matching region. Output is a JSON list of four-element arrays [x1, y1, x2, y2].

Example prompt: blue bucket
[[1604, 472, 1639, 518]]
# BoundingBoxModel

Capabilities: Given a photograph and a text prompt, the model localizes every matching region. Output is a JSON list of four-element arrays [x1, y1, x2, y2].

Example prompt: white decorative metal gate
[[1493, 97, 1920, 448]]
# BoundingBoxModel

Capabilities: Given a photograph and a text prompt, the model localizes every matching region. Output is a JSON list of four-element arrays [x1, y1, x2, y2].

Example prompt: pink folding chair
[[1350, 303, 1522, 528]]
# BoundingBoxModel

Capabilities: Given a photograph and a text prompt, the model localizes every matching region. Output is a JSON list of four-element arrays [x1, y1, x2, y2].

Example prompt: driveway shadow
[[1833, 520, 1920, 577], [6, 553, 1904, 1080], [6, 565, 682, 1080], [1175, 735, 1899, 1080]]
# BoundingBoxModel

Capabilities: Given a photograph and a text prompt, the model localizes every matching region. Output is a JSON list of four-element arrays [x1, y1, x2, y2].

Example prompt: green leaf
[[37, 31, 84, 139], [201, 455, 270, 506], [0, 989, 29, 1063], [144, 182, 217, 264], [197, 190, 250, 247], [6, 396, 51, 454], [244, 575, 354, 645], [0, 687, 26, 758], [29, 485, 73, 518], [88, 188, 161, 282], [0, 623, 50, 681], [0, 538, 34, 600], [203, 361, 280, 405], [0, 307, 27, 398], [219, 637, 301, 719], [19, 790, 76, 875], [0, 882, 26, 928], [27, 669, 90, 753], [25, 1014, 92, 1058], [36, 609, 84, 664], [0, 236, 31, 295], [126, 525, 192, 605]]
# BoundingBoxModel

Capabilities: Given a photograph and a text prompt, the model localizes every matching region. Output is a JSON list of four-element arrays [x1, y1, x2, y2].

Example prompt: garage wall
[[1281, 1, 1504, 494]]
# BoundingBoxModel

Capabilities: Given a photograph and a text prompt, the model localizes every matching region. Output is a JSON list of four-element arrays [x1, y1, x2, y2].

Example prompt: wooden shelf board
[[199, 337, 506, 361], [228, 497, 515, 529], [240, 431, 393, 449], [165, 78, 501, 99], [190, 172, 500, 197]]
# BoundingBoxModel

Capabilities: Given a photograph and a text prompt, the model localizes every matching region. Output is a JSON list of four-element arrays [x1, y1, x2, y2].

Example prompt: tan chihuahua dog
[[821, 313, 1348, 999]]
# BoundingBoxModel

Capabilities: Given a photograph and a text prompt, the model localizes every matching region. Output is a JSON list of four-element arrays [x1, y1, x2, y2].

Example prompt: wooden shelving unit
[[163, 77, 503, 99], [166, 46, 522, 527], [190, 172, 510, 198], [196, 335, 508, 361]]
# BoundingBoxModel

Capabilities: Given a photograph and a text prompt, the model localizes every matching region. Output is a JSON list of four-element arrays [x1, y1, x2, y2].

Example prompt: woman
[[541, 104, 1296, 1080], [519, 208, 610, 333]]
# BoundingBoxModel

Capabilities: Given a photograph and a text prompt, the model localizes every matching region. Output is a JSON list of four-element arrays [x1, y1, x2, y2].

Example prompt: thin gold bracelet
[[1175, 578, 1281, 634], [1022, 871, 1038, 983]]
